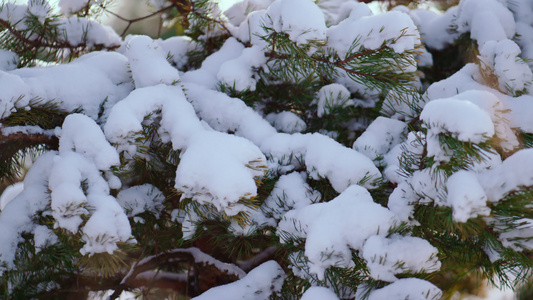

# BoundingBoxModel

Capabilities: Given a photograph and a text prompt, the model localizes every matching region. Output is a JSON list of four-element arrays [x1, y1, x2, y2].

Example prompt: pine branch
[[111, 247, 245, 299], [0, 18, 119, 54]]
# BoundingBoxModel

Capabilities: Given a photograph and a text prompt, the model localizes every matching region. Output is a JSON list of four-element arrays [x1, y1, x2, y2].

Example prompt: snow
[[364, 278, 442, 300], [0, 49, 18, 71], [304, 133, 382, 191], [59, 114, 119, 170], [116, 184, 164, 218], [327, 10, 419, 58], [191, 261, 285, 300], [446, 170, 490, 223], [0, 182, 23, 210], [182, 37, 244, 88], [217, 45, 267, 91], [232, 9, 269, 48], [223, 0, 272, 26], [2, 51, 132, 120], [316, 83, 352, 117], [159, 36, 197, 69], [478, 39, 533, 94], [455, 0, 515, 46], [121, 35, 181, 89], [261, 172, 320, 221], [33, 224, 58, 252], [353, 116, 406, 163], [56, 17, 122, 48], [420, 97, 495, 162], [301, 286, 339, 300], [58, 0, 90, 16], [0, 3, 29, 31], [278, 185, 399, 279], [478, 149, 533, 202], [175, 130, 267, 216], [361, 234, 440, 282], [421, 98, 494, 144], [265, 111, 307, 133], [28, 0, 51, 23], [0, 152, 56, 272], [265, 0, 327, 46], [2, 0, 533, 297]]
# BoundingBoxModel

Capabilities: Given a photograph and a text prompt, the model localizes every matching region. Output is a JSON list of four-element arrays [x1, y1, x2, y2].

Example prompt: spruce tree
[[1, 0, 533, 299]]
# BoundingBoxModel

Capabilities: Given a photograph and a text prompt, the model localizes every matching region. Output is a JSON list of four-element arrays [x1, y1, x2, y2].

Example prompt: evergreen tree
[[1, 0, 533, 299]]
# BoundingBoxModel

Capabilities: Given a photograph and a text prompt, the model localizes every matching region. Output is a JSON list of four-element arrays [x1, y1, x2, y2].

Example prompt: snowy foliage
[[2, 0, 533, 299]]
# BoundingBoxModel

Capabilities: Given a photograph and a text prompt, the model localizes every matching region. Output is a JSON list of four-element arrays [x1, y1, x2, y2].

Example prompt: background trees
[[1, 0, 533, 299]]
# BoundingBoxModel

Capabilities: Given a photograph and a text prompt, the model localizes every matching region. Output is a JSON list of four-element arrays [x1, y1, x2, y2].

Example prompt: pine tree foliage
[[2, 0, 533, 299]]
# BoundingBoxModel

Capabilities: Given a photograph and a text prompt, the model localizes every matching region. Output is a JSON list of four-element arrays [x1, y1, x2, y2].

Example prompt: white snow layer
[[353, 116, 406, 163], [364, 278, 442, 300], [265, 0, 327, 45], [191, 261, 285, 300], [1, 51, 132, 120], [117, 184, 165, 218], [361, 234, 440, 282], [316, 83, 352, 117], [478, 39, 533, 94], [327, 10, 419, 58], [121, 35, 181, 89], [446, 170, 490, 223], [58, 0, 90, 16], [278, 185, 399, 279], [455, 0, 515, 46], [301, 286, 339, 300]]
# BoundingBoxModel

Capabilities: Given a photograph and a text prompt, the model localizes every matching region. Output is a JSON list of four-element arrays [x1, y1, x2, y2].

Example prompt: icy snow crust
[[3, 0, 533, 298]]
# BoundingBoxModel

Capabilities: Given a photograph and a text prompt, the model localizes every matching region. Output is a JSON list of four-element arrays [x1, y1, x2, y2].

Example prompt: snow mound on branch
[[105, 83, 267, 219], [479, 149, 533, 202], [262, 172, 320, 220], [50, 115, 131, 255], [278, 185, 399, 279], [361, 234, 440, 282], [455, 0, 515, 46], [159, 36, 197, 69], [224, 0, 273, 27], [58, 0, 90, 16], [0, 49, 18, 71], [0, 152, 55, 272], [184, 82, 381, 192], [421, 98, 494, 143], [175, 130, 266, 216], [266, 0, 327, 45], [265, 111, 307, 133], [191, 261, 285, 300], [117, 184, 165, 218], [364, 278, 442, 300], [413, 7, 459, 50], [327, 10, 419, 58], [316, 83, 352, 117], [122, 35, 181, 89], [57, 17, 122, 48], [420, 95, 495, 162], [353, 116, 406, 163], [301, 286, 339, 300], [182, 37, 244, 88], [446, 170, 489, 223], [217, 45, 267, 92], [478, 39, 533, 94], [60, 114, 119, 170], [1, 51, 132, 120]]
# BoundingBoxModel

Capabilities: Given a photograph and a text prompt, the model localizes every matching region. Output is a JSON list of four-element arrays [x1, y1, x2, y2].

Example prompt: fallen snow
[[191, 261, 285, 300]]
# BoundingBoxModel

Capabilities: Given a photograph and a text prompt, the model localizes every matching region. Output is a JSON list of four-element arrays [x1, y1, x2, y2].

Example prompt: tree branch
[[110, 247, 246, 299], [0, 19, 119, 51]]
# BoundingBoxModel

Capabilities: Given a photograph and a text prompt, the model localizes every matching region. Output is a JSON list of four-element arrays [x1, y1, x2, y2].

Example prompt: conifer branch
[[0, 19, 119, 51], [111, 247, 245, 299]]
